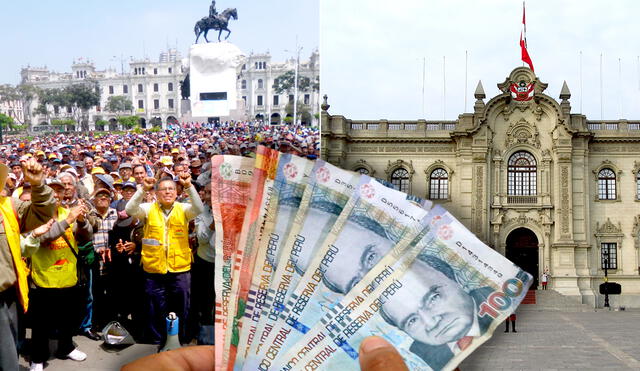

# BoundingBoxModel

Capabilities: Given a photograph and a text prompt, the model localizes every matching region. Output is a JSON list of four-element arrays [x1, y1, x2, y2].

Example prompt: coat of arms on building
[[510, 80, 535, 101], [498, 66, 548, 105]]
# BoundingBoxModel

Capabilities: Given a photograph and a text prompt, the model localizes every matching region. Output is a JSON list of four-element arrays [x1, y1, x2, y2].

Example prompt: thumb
[[359, 336, 408, 371]]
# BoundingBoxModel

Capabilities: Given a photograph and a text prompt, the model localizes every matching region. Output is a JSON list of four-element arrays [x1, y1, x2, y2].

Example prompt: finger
[[359, 337, 409, 371], [122, 345, 214, 371]]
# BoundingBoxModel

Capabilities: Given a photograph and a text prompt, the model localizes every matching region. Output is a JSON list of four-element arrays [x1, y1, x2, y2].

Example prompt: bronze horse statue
[[194, 8, 238, 43]]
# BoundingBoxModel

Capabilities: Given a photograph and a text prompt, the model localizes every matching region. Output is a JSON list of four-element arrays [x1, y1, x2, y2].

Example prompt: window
[[273, 95, 279, 106], [123, 85, 128, 94], [429, 168, 449, 200], [601, 243, 617, 269], [242, 64, 246, 70], [598, 168, 616, 200], [138, 84, 143, 93], [257, 95, 263, 106], [391, 168, 410, 193], [508, 151, 537, 196], [168, 67, 172, 74], [241, 80, 247, 89], [142, 67, 146, 75], [355, 168, 369, 175], [168, 99, 174, 109], [138, 100, 144, 109], [153, 83, 159, 92], [154, 99, 159, 109], [168, 82, 173, 91], [255, 62, 258, 69], [242, 96, 247, 105], [288, 94, 294, 103], [154, 68, 158, 75], [258, 79, 264, 89], [304, 94, 310, 105], [108, 86, 114, 94]]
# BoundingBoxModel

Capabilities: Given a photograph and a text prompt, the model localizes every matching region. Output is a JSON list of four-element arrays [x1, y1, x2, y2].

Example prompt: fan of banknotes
[[211, 146, 533, 371]]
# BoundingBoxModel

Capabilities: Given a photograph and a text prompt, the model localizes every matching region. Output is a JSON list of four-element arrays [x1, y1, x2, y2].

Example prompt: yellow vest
[[142, 202, 191, 274], [0, 197, 27, 311], [30, 207, 78, 289]]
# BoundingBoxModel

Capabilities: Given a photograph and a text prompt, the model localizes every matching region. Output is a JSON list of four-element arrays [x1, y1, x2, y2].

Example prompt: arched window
[[598, 168, 616, 200], [258, 79, 264, 89], [354, 168, 369, 175], [391, 168, 410, 193], [508, 151, 537, 196], [636, 171, 640, 200], [429, 168, 448, 200]]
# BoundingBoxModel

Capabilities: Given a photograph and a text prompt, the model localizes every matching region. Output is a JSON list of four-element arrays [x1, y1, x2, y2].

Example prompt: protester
[[0, 159, 56, 371], [125, 172, 204, 344], [541, 269, 549, 290], [26, 180, 92, 371]]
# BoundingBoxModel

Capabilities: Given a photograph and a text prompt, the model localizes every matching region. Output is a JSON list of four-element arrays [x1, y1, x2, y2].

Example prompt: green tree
[[0, 113, 14, 129], [66, 82, 101, 131], [0, 84, 37, 127], [117, 116, 139, 129], [105, 95, 134, 115], [272, 70, 319, 94]]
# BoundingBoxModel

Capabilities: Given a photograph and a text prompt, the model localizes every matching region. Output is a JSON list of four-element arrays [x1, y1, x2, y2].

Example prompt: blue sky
[[1, 0, 318, 84], [321, 0, 640, 120]]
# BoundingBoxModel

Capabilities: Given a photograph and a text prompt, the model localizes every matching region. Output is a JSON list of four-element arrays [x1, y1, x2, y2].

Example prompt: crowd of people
[[0, 121, 319, 371]]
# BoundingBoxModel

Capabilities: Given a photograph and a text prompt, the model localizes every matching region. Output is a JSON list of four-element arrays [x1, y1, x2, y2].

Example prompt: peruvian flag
[[520, 2, 534, 71]]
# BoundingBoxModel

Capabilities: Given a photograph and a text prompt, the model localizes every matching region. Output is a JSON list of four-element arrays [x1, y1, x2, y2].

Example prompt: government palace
[[321, 67, 640, 308]]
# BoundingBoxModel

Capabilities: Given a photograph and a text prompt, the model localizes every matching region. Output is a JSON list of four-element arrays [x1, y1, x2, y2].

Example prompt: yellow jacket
[[141, 202, 192, 274], [30, 207, 78, 288], [0, 197, 26, 308]]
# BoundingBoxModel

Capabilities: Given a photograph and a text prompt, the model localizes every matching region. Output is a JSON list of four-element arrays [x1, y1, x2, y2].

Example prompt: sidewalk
[[19, 309, 640, 370]]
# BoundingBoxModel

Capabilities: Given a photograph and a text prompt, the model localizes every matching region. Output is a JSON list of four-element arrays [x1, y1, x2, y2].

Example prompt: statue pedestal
[[189, 42, 244, 118]]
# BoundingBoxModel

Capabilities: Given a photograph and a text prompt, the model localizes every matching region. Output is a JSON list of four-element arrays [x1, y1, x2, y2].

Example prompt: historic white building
[[238, 50, 320, 126], [322, 67, 640, 308], [21, 48, 320, 130], [0, 99, 24, 125]]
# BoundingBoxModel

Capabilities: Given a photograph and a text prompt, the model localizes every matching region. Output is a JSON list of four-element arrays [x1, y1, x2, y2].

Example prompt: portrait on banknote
[[377, 253, 495, 370]]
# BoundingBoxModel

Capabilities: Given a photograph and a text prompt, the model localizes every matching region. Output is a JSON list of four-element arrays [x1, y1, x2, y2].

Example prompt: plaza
[[17, 303, 640, 370]]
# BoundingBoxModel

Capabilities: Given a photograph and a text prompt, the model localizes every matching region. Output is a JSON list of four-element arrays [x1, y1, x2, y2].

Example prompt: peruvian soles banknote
[[244, 175, 433, 370], [240, 161, 361, 370], [211, 155, 255, 371], [276, 207, 533, 371], [234, 154, 314, 370], [223, 147, 281, 371]]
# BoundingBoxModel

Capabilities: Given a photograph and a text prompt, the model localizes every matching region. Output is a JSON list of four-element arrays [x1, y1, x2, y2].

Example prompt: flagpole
[[422, 57, 426, 117], [465, 50, 468, 112], [443, 56, 446, 120], [618, 57, 622, 118], [579, 51, 583, 114], [600, 53, 604, 120]]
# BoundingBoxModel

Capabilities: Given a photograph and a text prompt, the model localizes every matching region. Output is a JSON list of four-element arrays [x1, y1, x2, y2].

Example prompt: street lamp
[[286, 37, 303, 127], [603, 249, 610, 308]]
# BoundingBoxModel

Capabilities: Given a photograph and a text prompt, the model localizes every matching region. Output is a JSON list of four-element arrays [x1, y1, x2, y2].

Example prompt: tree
[[272, 70, 319, 94], [105, 95, 133, 115], [0, 113, 14, 129], [66, 82, 101, 131], [0, 84, 37, 127], [117, 116, 139, 129]]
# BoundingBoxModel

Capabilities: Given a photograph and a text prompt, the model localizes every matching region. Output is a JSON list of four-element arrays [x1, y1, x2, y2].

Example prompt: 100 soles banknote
[[276, 207, 533, 371], [244, 175, 432, 370]]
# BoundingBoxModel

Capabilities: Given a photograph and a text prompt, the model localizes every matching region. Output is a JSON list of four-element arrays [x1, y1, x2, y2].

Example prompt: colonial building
[[0, 99, 24, 124], [321, 67, 640, 308], [21, 48, 320, 130], [21, 50, 184, 130], [238, 50, 320, 126]]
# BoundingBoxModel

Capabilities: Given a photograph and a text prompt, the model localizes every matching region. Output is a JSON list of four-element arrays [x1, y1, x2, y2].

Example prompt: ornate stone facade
[[322, 67, 640, 308]]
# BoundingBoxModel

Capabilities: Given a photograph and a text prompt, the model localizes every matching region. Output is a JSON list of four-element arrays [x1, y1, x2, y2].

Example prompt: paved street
[[18, 309, 640, 370]]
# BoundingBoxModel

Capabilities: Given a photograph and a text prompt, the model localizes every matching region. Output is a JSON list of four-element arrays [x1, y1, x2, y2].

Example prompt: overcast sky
[[0, 0, 318, 85], [320, 0, 640, 121]]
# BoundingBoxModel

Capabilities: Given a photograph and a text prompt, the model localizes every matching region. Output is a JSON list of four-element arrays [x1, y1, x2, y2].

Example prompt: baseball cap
[[160, 156, 174, 166], [91, 167, 106, 175]]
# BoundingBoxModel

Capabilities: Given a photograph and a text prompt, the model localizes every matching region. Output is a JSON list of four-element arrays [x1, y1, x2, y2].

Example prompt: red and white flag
[[520, 2, 534, 71]]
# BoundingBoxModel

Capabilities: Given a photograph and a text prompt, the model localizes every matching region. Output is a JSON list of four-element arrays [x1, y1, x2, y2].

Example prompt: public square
[[15, 303, 640, 370]]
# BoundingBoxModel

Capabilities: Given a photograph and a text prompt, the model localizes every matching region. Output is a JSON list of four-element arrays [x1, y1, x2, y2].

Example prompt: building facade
[[238, 50, 320, 126], [21, 48, 320, 130], [0, 99, 24, 124], [322, 67, 640, 308]]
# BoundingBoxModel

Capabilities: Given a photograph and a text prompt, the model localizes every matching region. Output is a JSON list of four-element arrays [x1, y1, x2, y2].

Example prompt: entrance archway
[[506, 228, 539, 288]]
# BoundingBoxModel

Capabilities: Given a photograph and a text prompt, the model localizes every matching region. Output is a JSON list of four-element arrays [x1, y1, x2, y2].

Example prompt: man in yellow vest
[[126, 172, 204, 345], [0, 159, 56, 371]]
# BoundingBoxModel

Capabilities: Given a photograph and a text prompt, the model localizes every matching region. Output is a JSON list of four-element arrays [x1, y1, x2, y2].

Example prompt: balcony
[[507, 195, 538, 204]]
